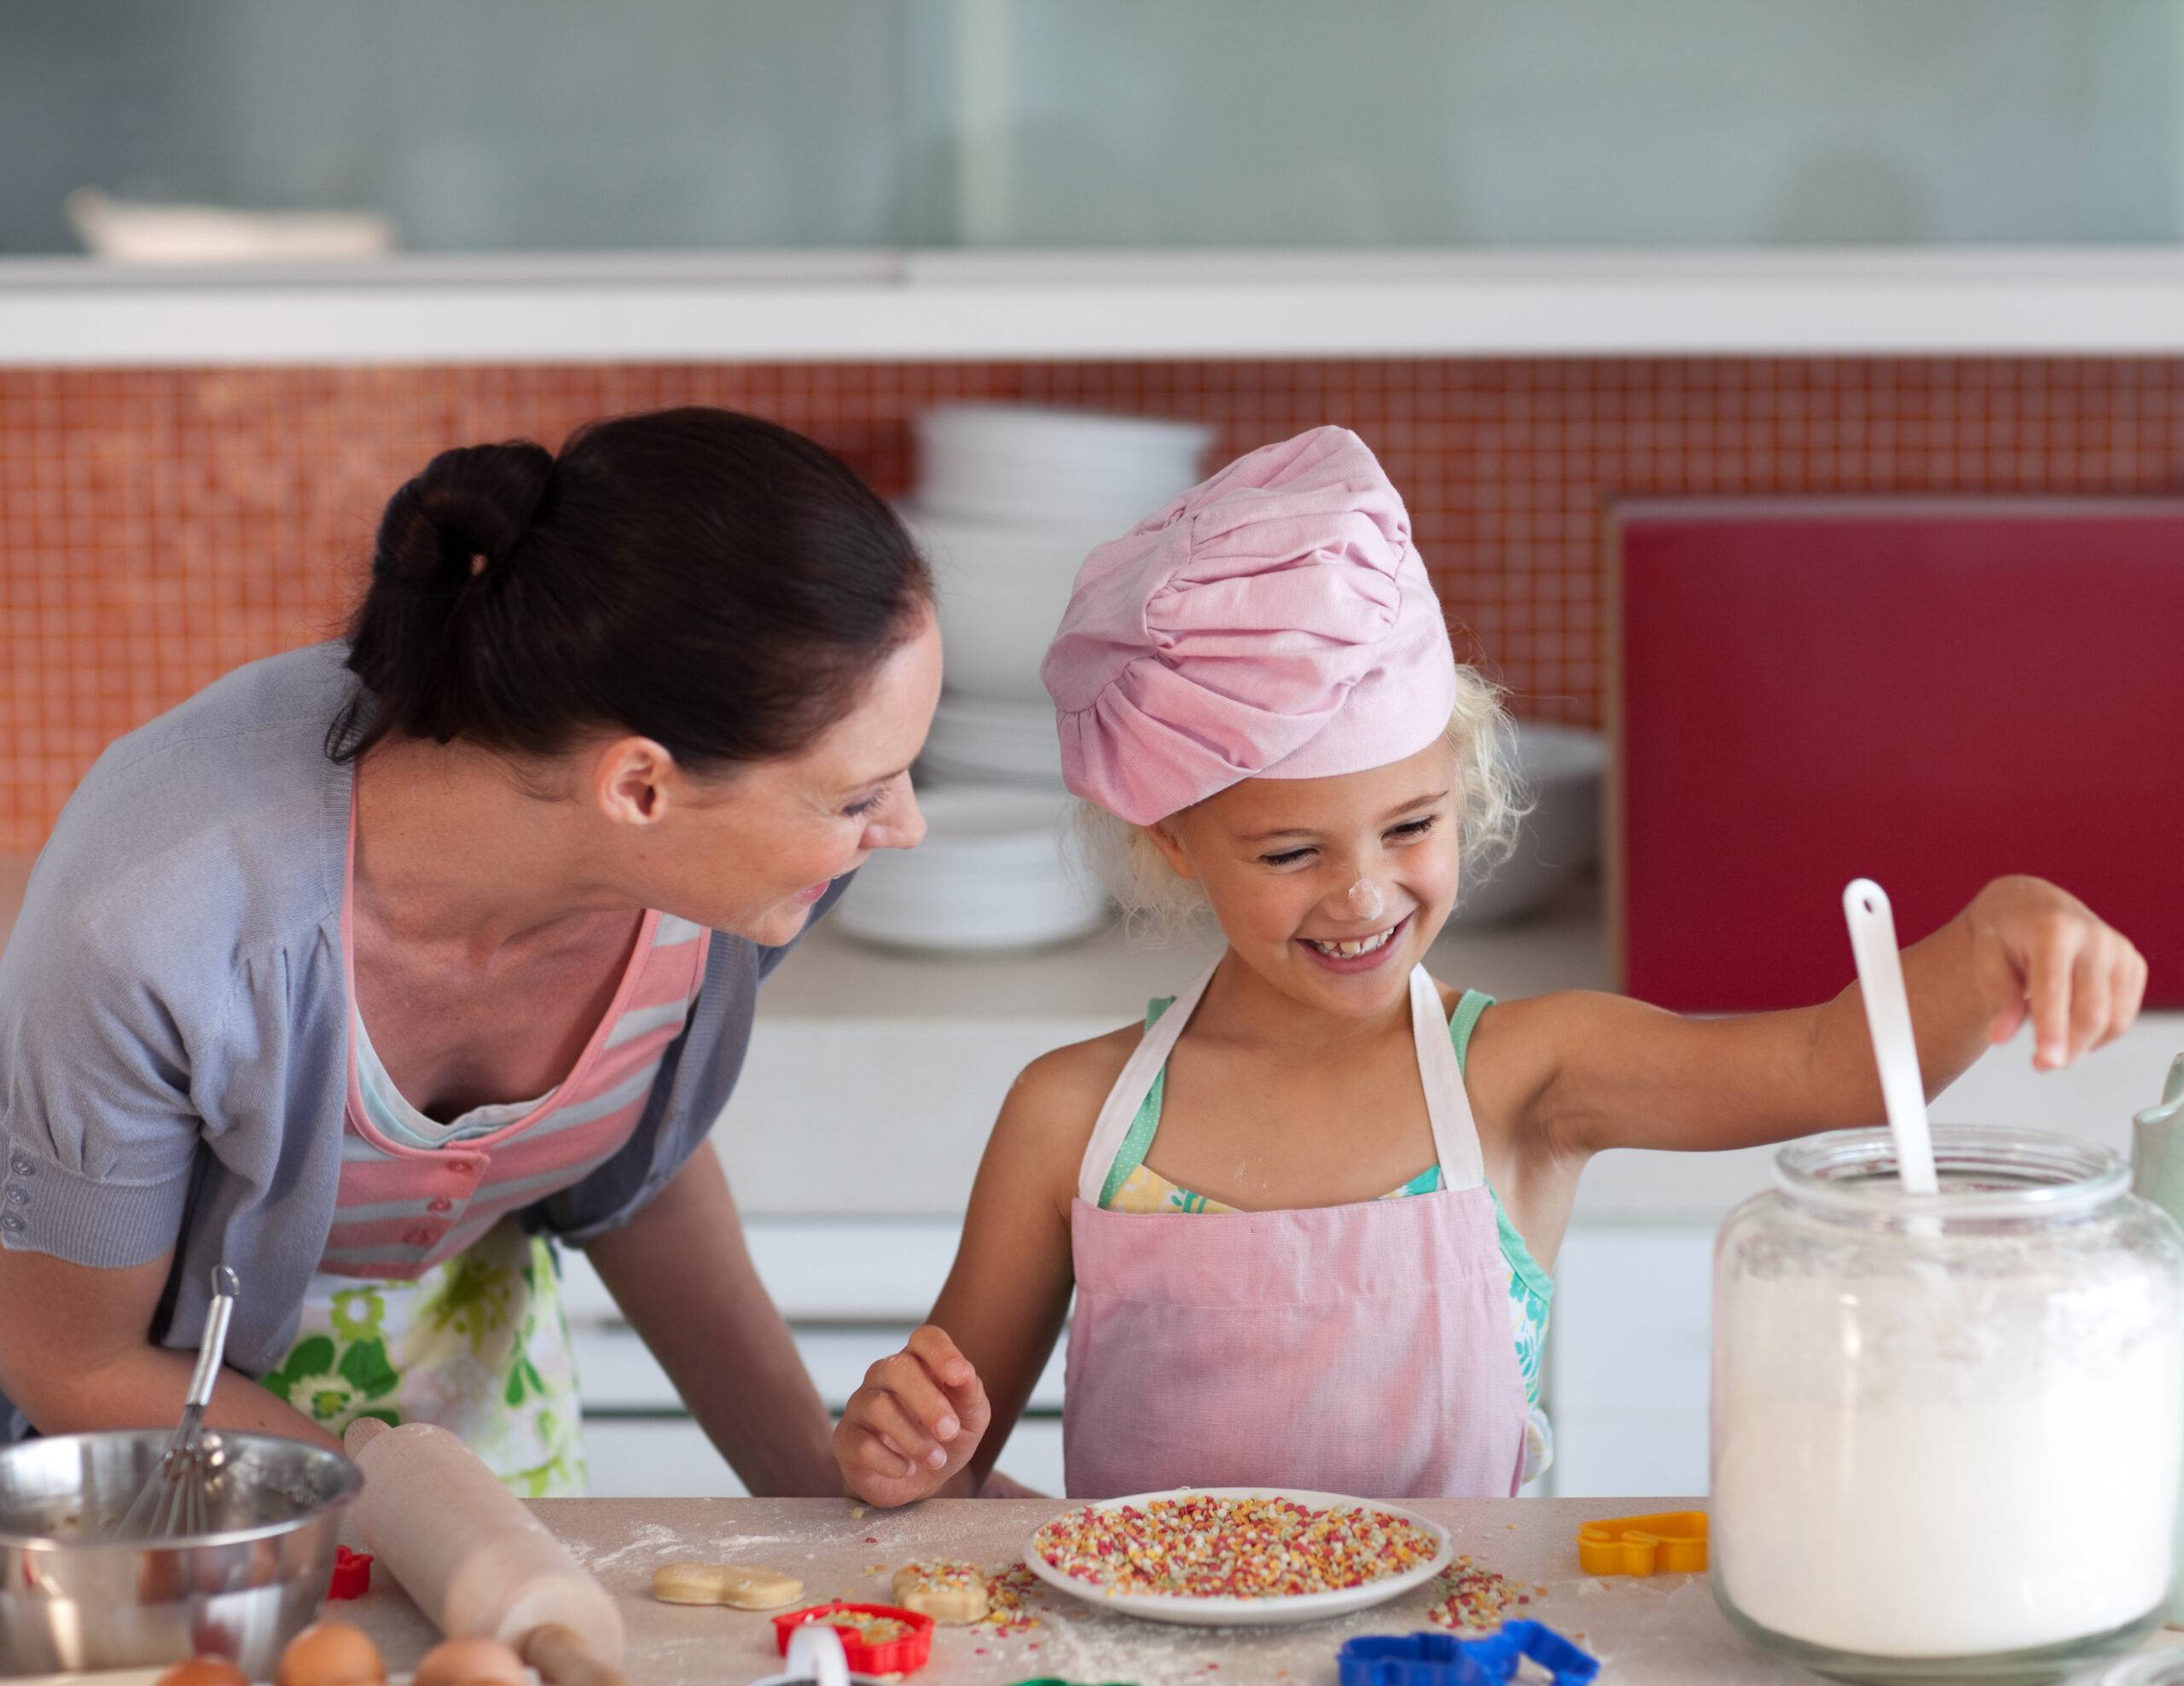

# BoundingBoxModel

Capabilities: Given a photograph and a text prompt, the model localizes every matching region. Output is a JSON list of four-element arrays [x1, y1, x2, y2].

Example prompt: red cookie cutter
[[771, 1602, 934, 1676], [327, 1546, 374, 1600]]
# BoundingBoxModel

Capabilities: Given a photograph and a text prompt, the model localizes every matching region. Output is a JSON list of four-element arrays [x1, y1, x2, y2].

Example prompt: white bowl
[[833, 786, 1108, 954], [1446, 723, 1605, 927], [920, 695, 1066, 789], [915, 404, 1214, 529], [906, 507, 1104, 704]]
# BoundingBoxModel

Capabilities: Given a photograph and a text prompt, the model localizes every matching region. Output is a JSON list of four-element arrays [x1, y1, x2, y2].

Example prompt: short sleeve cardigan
[[0, 644, 833, 1426]]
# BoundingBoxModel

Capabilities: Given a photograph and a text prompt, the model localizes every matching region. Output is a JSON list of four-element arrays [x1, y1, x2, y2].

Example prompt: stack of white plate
[[833, 788, 1108, 953], [908, 405, 1215, 705], [916, 404, 1217, 530], [845, 404, 1213, 955], [901, 509, 1105, 705], [920, 695, 1066, 788]]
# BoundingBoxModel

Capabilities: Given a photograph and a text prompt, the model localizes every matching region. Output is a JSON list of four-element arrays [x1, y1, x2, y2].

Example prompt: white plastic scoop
[[1842, 879, 1939, 1196]]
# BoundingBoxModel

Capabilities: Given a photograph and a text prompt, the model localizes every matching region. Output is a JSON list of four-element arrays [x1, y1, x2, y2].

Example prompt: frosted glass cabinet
[[5, 0, 2181, 256]]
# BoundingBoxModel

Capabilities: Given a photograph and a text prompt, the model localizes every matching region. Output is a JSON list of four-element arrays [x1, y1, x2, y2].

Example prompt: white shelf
[[15, 246, 2184, 366]]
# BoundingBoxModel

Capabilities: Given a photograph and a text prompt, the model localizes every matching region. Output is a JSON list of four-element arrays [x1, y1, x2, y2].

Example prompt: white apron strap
[[1410, 965, 1486, 1192], [1075, 958, 1223, 1206]]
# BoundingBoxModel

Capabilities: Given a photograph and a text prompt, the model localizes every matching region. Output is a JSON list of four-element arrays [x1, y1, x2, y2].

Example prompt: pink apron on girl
[[1063, 962, 1531, 1500]]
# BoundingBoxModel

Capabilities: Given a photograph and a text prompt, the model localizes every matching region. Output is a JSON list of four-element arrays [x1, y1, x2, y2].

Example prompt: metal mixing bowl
[[0, 1430, 362, 1677]]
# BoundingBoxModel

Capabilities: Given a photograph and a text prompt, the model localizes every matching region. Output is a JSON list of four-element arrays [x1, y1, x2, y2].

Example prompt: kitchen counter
[[20, 247, 2184, 366], [331, 1496, 2181, 1686]]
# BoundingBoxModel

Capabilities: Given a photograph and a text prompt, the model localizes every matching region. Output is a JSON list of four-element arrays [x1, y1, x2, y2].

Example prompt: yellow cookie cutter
[[1575, 1510, 1708, 1575]]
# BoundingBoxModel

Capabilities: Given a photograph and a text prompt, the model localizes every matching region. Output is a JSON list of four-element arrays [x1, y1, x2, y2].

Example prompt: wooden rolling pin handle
[[523, 1623, 631, 1686]]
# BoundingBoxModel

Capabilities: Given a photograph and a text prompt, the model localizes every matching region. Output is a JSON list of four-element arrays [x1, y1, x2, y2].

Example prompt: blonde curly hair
[[1072, 662, 1528, 943]]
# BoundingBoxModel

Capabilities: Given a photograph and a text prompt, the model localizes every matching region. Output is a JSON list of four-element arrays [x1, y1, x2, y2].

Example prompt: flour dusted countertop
[[323, 1494, 2184, 1686]]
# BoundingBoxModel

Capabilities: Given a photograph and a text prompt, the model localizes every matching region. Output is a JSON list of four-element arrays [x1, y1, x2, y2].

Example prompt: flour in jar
[[1714, 1264, 2182, 1659]]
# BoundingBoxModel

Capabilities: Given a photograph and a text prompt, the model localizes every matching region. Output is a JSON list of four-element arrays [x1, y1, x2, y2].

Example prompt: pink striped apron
[[1063, 961, 1531, 1500], [254, 817, 711, 1490], [323, 896, 709, 1280]]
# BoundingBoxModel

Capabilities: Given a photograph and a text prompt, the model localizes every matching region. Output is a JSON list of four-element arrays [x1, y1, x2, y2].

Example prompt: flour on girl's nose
[[1347, 879, 1386, 921]]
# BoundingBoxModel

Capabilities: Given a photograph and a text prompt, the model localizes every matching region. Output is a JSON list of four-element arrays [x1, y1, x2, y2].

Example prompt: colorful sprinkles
[[887, 1557, 1045, 1636], [810, 1608, 915, 1643], [978, 1561, 1043, 1635], [1034, 1494, 1439, 1600], [1425, 1557, 1539, 1633], [899, 1558, 985, 1597]]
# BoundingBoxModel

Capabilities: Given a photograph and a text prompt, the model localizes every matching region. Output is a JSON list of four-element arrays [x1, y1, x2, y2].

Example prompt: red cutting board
[[1612, 497, 2184, 1013]]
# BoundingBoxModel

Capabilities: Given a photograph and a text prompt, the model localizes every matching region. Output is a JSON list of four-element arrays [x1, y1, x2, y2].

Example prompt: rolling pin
[[345, 1418, 627, 1686]]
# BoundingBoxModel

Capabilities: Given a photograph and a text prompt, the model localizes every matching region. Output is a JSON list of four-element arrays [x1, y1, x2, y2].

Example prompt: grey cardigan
[[0, 644, 830, 1426]]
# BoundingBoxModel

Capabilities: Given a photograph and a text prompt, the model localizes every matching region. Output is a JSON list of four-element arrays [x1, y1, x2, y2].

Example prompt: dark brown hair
[[331, 407, 930, 770]]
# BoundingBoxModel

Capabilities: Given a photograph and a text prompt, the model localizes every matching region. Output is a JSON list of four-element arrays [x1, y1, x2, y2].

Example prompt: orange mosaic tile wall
[[5, 356, 2184, 850]]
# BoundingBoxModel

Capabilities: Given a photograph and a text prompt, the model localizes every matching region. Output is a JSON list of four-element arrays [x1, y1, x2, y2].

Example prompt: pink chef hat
[[1041, 426, 1457, 825]]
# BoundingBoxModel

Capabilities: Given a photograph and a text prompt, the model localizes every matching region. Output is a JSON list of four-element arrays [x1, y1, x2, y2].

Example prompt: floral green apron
[[257, 1217, 585, 1497]]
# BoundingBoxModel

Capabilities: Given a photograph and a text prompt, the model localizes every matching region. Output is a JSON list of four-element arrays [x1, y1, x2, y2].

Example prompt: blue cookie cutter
[[1338, 1622, 1600, 1686]]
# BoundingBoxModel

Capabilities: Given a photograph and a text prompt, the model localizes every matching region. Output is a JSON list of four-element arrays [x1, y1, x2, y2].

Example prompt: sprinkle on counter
[[1033, 1495, 1439, 1599], [1425, 1558, 1536, 1633], [979, 1562, 1043, 1635]]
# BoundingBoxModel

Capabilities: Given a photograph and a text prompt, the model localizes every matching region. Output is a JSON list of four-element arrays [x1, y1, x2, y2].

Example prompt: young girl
[[835, 426, 2146, 1504]]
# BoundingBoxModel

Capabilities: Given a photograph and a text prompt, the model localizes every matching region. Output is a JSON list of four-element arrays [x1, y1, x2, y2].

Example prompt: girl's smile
[[1142, 737, 1464, 1021], [1298, 911, 1413, 971]]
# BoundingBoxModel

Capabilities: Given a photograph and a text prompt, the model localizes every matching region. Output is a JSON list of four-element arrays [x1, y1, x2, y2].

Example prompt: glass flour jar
[[1711, 1127, 2184, 1686]]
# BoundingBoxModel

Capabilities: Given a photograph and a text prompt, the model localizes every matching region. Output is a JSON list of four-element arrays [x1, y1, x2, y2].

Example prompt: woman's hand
[[834, 1324, 990, 1508], [1960, 875, 2147, 1069]]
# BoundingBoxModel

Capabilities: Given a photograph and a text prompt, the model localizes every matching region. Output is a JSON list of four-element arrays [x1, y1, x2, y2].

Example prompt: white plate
[[1021, 1486, 1454, 1628]]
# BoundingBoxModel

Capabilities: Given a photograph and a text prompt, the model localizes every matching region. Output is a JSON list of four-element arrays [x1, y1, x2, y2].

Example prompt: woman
[[0, 407, 938, 1496]]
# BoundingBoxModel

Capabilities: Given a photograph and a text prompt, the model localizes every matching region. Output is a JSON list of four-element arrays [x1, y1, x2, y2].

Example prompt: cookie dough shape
[[889, 1561, 990, 1624], [653, 1561, 804, 1609]]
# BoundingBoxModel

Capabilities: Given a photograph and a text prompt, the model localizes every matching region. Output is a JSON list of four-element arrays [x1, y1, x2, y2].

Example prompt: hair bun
[[375, 440, 555, 592], [338, 407, 930, 766]]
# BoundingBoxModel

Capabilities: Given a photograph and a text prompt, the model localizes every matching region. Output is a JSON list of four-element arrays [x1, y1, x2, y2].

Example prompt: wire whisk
[[114, 1264, 239, 1539]]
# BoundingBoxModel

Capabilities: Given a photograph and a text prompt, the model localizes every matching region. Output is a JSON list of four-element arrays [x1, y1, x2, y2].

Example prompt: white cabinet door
[[1547, 1227, 1715, 1499], [562, 1219, 1068, 1498]]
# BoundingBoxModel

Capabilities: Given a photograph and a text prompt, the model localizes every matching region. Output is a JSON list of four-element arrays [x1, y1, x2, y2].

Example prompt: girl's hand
[[834, 1323, 991, 1507], [1965, 875, 2147, 1070]]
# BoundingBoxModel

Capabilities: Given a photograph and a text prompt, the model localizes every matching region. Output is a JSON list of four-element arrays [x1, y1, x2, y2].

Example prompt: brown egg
[[412, 1637, 527, 1686], [276, 1621, 386, 1686], [155, 1658, 250, 1686]]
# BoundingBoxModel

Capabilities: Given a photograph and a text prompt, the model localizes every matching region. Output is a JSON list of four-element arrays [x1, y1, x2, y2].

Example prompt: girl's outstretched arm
[[1475, 875, 2145, 1169], [834, 1027, 1131, 1506]]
